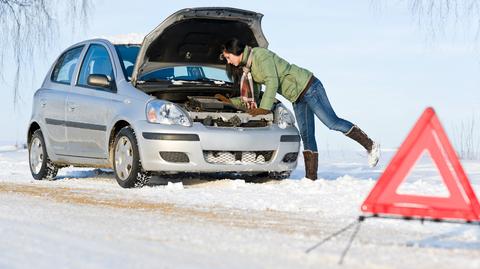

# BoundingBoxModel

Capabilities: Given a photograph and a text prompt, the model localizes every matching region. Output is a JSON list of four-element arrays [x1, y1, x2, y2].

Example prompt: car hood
[[131, 7, 268, 85]]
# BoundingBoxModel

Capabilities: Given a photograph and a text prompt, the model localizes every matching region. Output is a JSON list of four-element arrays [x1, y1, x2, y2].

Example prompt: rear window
[[51, 46, 84, 84]]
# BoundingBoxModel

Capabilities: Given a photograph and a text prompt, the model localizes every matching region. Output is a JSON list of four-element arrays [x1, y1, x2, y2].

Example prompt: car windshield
[[139, 66, 232, 83], [115, 44, 140, 81]]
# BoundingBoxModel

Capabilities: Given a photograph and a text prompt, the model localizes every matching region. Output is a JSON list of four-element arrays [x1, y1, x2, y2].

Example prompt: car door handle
[[67, 102, 78, 111], [40, 98, 47, 108]]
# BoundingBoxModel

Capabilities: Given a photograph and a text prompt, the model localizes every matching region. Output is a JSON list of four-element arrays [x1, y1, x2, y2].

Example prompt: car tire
[[113, 126, 150, 188], [29, 129, 59, 180]]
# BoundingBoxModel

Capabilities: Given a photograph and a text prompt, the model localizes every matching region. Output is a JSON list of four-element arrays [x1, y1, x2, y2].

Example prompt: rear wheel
[[113, 127, 150, 188], [29, 129, 58, 180]]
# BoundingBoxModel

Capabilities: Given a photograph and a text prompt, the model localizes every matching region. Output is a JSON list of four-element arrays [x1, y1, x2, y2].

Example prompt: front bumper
[[135, 120, 300, 173]]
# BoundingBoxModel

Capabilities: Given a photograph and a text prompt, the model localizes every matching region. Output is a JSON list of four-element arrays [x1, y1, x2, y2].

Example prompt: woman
[[218, 39, 380, 180]]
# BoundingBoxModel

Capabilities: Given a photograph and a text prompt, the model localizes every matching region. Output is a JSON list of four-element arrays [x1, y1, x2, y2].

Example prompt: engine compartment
[[183, 96, 273, 128], [138, 82, 274, 127], [185, 96, 240, 113]]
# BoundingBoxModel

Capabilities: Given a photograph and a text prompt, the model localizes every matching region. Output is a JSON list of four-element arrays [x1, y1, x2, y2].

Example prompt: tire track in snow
[[0, 182, 323, 237]]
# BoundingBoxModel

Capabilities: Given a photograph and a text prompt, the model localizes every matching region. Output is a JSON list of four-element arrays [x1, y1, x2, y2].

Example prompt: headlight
[[146, 100, 192, 127], [275, 104, 295, 129]]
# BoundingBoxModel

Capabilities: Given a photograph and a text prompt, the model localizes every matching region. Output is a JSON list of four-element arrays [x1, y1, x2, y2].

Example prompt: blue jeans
[[293, 77, 354, 152]]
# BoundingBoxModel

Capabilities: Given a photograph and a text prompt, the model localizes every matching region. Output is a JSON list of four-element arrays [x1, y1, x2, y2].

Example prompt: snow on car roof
[[97, 33, 145, 45]]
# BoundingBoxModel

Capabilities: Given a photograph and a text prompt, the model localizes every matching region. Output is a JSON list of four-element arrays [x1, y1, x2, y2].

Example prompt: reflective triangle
[[361, 108, 480, 221]]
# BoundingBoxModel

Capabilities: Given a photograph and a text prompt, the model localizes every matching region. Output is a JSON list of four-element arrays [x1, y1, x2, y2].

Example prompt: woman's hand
[[248, 108, 271, 116], [214, 94, 232, 104]]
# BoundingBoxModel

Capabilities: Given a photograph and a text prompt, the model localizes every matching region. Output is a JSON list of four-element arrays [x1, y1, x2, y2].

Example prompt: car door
[[41, 45, 84, 156], [66, 43, 117, 159]]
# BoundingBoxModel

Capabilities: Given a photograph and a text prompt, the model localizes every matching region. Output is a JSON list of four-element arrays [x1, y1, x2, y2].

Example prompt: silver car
[[28, 7, 300, 188]]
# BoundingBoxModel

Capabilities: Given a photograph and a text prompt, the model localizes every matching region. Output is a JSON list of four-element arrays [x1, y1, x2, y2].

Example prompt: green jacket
[[231, 46, 313, 110]]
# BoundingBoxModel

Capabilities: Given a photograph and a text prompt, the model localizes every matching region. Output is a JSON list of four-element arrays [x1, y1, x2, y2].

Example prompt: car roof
[[66, 34, 144, 49], [98, 33, 144, 45]]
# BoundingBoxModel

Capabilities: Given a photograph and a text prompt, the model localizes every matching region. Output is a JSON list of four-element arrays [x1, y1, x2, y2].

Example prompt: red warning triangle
[[361, 107, 480, 221]]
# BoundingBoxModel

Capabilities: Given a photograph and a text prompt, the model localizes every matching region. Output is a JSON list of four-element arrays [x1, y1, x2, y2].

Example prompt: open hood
[[131, 7, 269, 85]]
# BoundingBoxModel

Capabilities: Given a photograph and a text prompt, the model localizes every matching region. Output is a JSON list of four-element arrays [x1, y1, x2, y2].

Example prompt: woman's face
[[223, 51, 242, 66]]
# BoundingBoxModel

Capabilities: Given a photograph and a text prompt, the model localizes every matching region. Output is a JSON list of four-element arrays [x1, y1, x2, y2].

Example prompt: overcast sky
[[1, 0, 479, 152]]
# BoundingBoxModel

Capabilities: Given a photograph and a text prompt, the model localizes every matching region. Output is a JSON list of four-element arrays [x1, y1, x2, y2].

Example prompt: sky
[[1, 0, 479, 152]]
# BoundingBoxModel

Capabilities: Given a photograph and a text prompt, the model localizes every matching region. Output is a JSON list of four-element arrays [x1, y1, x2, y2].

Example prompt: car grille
[[203, 151, 274, 164], [160, 152, 189, 163]]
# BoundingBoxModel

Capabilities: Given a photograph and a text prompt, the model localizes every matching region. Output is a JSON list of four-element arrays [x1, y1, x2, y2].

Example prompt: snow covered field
[[0, 147, 479, 269]]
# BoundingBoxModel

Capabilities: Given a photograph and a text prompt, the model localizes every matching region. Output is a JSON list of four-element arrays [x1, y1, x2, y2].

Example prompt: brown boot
[[345, 125, 373, 151], [303, 150, 318, 180], [345, 125, 380, 167]]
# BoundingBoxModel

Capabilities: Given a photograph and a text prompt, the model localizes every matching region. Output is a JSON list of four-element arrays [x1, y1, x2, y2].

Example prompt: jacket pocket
[[281, 74, 298, 101]]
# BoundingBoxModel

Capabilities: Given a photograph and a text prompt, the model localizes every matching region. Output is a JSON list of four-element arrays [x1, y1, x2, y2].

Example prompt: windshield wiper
[[139, 77, 231, 85], [175, 78, 231, 85], [137, 78, 169, 84]]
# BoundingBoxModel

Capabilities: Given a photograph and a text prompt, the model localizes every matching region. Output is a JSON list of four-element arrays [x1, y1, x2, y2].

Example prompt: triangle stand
[[305, 215, 480, 265]]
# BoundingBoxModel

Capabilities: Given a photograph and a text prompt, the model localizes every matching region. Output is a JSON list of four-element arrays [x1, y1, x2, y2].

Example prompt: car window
[[115, 45, 140, 81], [77, 44, 114, 87], [140, 66, 231, 82], [51, 46, 84, 84]]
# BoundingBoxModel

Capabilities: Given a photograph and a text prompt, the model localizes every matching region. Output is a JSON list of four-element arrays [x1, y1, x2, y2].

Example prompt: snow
[[0, 148, 479, 268], [0, 144, 24, 152], [97, 33, 145, 45]]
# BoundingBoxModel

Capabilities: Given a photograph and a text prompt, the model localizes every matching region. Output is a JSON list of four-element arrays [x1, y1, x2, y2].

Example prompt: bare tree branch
[[0, 0, 90, 110], [373, 0, 480, 41]]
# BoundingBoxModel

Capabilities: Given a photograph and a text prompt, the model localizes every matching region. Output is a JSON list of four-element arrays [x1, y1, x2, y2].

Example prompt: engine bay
[[185, 96, 240, 113], [138, 81, 275, 128], [183, 96, 273, 128]]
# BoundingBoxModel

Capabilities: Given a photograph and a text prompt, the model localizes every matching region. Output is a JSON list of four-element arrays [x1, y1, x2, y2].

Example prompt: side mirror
[[87, 74, 111, 88]]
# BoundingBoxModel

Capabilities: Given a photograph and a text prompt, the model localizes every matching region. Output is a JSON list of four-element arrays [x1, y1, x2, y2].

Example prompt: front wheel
[[29, 129, 58, 180], [113, 127, 150, 188]]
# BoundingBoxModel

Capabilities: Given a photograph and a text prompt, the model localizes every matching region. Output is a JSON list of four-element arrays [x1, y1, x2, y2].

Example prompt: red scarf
[[239, 46, 257, 109]]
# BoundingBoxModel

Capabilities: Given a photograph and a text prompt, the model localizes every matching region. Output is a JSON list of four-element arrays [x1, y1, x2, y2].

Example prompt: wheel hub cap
[[29, 137, 43, 174], [115, 137, 133, 180]]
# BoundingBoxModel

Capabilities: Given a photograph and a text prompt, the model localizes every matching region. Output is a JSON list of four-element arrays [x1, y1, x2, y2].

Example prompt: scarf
[[239, 46, 257, 109]]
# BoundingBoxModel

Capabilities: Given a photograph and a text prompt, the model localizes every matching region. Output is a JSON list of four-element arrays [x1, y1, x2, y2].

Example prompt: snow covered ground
[[0, 147, 479, 269]]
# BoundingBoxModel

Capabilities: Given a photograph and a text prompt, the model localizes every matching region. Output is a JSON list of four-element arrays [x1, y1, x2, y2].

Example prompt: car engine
[[183, 96, 273, 128]]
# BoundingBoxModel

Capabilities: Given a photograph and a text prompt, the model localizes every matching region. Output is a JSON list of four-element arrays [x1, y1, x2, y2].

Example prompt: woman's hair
[[225, 63, 242, 89], [222, 38, 246, 56], [222, 38, 246, 88]]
